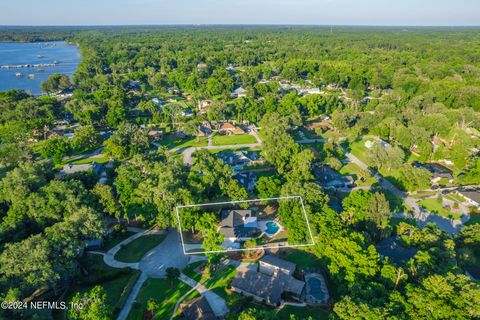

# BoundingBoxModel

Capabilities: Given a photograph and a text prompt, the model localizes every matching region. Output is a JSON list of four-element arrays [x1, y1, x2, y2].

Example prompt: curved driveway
[[139, 231, 189, 278]]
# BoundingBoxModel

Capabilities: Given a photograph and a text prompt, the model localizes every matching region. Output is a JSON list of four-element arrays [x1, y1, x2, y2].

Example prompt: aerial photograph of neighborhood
[[0, 0, 479, 319]]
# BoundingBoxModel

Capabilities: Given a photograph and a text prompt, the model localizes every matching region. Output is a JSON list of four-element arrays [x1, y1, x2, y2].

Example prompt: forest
[[0, 26, 479, 320]]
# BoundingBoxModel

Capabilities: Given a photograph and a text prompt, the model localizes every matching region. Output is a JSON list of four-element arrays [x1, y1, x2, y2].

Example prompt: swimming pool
[[305, 274, 330, 304], [265, 221, 280, 235]]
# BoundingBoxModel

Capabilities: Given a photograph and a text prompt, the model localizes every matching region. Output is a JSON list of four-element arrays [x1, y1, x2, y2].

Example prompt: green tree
[[72, 125, 103, 152], [68, 286, 109, 320], [39, 134, 71, 164]]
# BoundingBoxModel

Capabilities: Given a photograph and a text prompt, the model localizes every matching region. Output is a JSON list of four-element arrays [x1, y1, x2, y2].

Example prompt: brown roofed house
[[180, 296, 217, 320], [199, 100, 214, 114], [219, 122, 245, 135], [147, 129, 163, 141]]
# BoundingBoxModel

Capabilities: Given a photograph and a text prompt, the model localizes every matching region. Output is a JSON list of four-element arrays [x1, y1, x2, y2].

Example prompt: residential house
[[198, 100, 214, 114], [231, 87, 247, 98], [181, 109, 194, 117], [231, 257, 305, 306], [147, 129, 163, 142], [179, 296, 217, 320], [218, 151, 259, 169], [457, 190, 480, 209], [219, 209, 260, 241], [259, 255, 296, 276], [412, 162, 454, 185], [305, 120, 333, 131], [219, 122, 245, 135], [300, 88, 323, 96], [365, 139, 391, 149], [375, 236, 418, 265], [197, 63, 208, 70], [233, 172, 258, 192], [313, 165, 355, 189]]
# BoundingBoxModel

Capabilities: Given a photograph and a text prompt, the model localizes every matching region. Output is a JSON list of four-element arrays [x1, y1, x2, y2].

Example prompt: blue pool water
[[265, 221, 280, 235], [307, 277, 327, 300]]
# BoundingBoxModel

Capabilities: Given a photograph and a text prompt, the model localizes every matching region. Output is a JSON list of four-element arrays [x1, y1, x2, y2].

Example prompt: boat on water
[[27, 74, 35, 79], [37, 55, 44, 59], [15, 72, 23, 77], [37, 68, 44, 72], [53, 60, 60, 64]]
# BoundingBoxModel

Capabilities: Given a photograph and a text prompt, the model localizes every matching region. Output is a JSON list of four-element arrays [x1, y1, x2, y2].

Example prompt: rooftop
[[180, 296, 216, 320], [260, 255, 296, 273]]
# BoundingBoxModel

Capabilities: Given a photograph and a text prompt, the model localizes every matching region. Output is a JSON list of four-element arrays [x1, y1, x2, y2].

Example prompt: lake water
[[0, 41, 81, 95]]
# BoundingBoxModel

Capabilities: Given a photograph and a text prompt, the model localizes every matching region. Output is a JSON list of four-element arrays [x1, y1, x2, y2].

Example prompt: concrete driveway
[[139, 231, 189, 278]]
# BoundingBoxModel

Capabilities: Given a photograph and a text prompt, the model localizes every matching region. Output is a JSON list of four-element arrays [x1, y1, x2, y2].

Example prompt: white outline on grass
[[175, 195, 315, 255]]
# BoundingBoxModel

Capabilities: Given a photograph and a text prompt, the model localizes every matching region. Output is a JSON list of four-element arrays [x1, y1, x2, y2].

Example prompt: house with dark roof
[[375, 236, 418, 265], [231, 256, 305, 306], [260, 255, 296, 276], [219, 209, 260, 241], [313, 165, 355, 189], [179, 296, 217, 320], [412, 162, 454, 185], [458, 190, 480, 209], [218, 151, 259, 169]]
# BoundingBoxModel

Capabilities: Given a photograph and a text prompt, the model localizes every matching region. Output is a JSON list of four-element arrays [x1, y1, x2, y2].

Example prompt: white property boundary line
[[175, 195, 315, 255]]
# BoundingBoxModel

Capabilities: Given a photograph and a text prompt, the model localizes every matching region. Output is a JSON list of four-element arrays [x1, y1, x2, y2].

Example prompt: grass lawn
[[284, 250, 321, 269], [182, 261, 205, 283], [114, 234, 166, 263], [212, 133, 257, 146], [419, 198, 463, 220], [127, 278, 192, 320], [202, 265, 237, 300], [161, 135, 208, 149], [70, 155, 111, 165], [101, 231, 136, 252], [347, 138, 373, 164]]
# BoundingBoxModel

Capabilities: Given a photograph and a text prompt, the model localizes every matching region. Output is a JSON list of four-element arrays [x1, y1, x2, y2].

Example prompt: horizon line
[[0, 23, 480, 28]]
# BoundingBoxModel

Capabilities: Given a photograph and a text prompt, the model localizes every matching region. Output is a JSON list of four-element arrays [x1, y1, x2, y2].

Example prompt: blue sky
[[0, 0, 479, 26]]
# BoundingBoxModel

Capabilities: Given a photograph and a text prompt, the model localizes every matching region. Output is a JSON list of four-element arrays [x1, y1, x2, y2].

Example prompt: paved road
[[139, 231, 190, 278], [117, 272, 148, 320], [179, 273, 229, 317]]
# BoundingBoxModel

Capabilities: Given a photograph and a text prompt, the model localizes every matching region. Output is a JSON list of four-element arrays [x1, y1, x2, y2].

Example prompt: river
[[0, 41, 81, 95]]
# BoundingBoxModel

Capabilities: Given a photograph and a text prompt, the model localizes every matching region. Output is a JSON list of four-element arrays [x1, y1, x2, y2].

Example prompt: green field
[[212, 133, 257, 146], [70, 155, 111, 165], [347, 138, 373, 164], [114, 234, 166, 263], [419, 198, 463, 220], [127, 278, 192, 320]]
